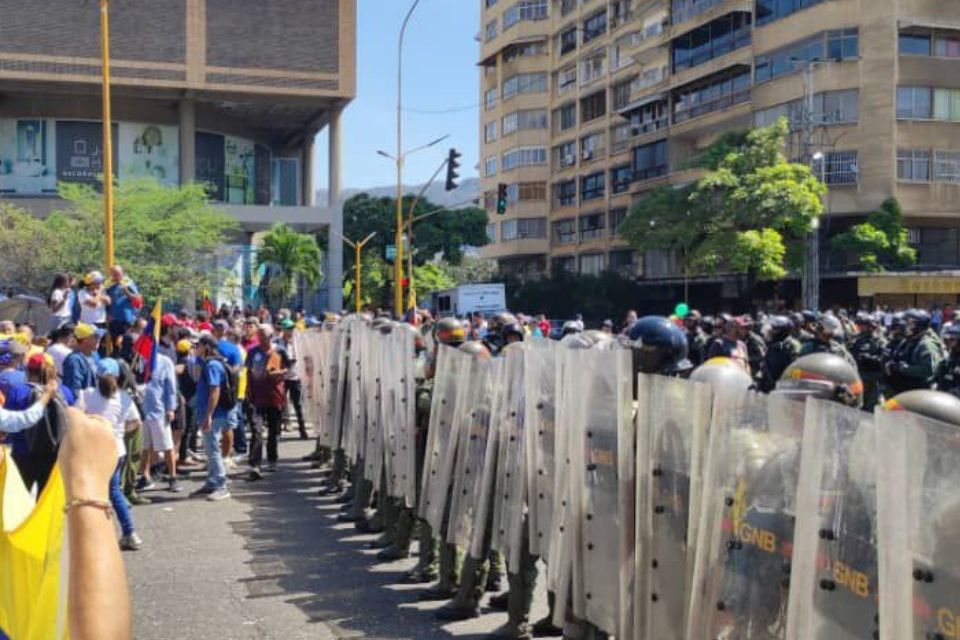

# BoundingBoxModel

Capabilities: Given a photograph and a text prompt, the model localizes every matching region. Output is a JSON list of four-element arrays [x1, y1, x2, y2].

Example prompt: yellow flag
[[152, 297, 162, 342], [0, 452, 68, 639]]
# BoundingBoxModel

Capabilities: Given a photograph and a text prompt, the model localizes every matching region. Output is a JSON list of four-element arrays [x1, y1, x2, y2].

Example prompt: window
[[580, 131, 605, 159], [934, 150, 960, 183], [503, 0, 548, 29], [553, 218, 577, 244], [754, 89, 860, 128], [486, 0, 498, 7], [609, 208, 628, 234], [900, 33, 931, 56], [485, 19, 498, 41], [271, 158, 300, 205], [935, 35, 960, 59], [555, 179, 577, 206], [579, 212, 606, 241], [626, 98, 670, 133], [814, 150, 858, 185], [486, 223, 497, 242], [580, 53, 607, 87], [556, 65, 577, 95], [485, 88, 498, 110], [632, 139, 667, 180], [672, 12, 752, 72], [580, 253, 606, 275], [673, 70, 751, 123], [613, 79, 633, 111], [897, 149, 931, 182], [502, 72, 548, 99], [580, 172, 605, 201], [609, 248, 637, 274], [555, 102, 577, 131], [897, 86, 932, 119], [555, 140, 577, 168], [755, 0, 825, 27], [914, 227, 960, 267], [611, 165, 633, 193], [755, 29, 859, 84], [485, 156, 498, 177], [581, 91, 606, 122], [559, 27, 578, 55], [671, 0, 725, 25], [501, 217, 547, 240], [502, 109, 548, 135], [502, 146, 547, 170], [934, 88, 960, 121], [560, 0, 577, 16], [583, 10, 608, 43], [518, 181, 547, 200], [484, 121, 497, 143], [503, 40, 547, 62], [553, 255, 576, 274]]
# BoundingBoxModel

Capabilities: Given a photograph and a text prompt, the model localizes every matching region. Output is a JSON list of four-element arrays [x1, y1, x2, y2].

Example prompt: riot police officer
[[850, 312, 887, 411], [759, 315, 800, 393], [739, 316, 767, 382], [684, 310, 708, 367], [799, 314, 856, 368], [884, 309, 944, 395], [934, 324, 960, 398]]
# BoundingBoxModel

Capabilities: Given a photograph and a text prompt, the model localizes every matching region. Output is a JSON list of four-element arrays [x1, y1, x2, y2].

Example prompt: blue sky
[[315, 0, 481, 191]]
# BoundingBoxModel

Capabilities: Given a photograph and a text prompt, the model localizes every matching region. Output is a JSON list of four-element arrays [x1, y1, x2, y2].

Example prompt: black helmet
[[854, 311, 876, 327], [626, 315, 689, 374], [943, 324, 960, 341], [776, 353, 863, 408], [767, 315, 793, 340], [890, 312, 906, 330], [885, 390, 960, 427], [802, 309, 819, 324], [904, 309, 931, 336], [435, 317, 466, 346], [502, 321, 525, 343], [488, 312, 517, 334], [700, 315, 716, 332], [789, 312, 805, 328], [458, 340, 491, 360]]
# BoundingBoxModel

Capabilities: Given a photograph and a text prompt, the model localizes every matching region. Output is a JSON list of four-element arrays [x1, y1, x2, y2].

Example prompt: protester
[[191, 334, 232, 501], [47, 323, 75, 376], [78, 271, 109, 329], [136, 349, 181, 493], [48, 273, 75, 328], [245, 324, 289, 480], [105, 265, 142, 342], [212, 319, 244, 466], [173, 337, 203, 469], [62, 323, 102, 396], [276, 318, 308, 440]]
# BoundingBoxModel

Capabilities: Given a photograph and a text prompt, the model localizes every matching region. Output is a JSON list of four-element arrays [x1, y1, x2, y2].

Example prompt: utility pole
[[797, 58, 823, 311], [100, 0, 115, 269]]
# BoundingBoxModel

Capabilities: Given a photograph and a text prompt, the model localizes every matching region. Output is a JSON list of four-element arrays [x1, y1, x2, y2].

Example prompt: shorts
[[142, 417, 174, 452]]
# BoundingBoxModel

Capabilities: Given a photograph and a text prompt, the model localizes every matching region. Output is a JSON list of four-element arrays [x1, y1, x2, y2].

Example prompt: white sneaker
[[120, 532, 143, 551], [224, 458, 236, 471], [207, 488, 231, 501]]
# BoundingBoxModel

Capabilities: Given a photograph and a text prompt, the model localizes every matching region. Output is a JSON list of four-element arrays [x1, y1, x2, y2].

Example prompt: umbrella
[[0, 295, 54, 336]]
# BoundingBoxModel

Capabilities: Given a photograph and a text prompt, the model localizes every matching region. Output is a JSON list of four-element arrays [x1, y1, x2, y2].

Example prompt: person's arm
[[59, 408, 131, 640], [0, 379, 57, 433], [163, 363, 178, 418], [200, 362, 220, 432]]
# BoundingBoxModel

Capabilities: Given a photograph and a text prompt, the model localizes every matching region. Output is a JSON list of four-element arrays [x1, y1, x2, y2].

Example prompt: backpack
[[23, 384, 68, 457], [211, 357, 239, 410]]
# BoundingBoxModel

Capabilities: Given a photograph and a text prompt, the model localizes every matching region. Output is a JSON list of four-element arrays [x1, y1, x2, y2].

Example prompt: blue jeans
[[232, 403, 248, 454], [204, 417, 230, 490], [109, 457, 135, 536]]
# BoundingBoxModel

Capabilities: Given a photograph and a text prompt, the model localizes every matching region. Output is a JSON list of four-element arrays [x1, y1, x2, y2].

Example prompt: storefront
[[857, 274, 960, 309]]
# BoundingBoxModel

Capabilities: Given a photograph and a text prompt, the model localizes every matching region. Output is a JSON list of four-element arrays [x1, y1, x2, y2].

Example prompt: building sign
[[858, 275, 960, 296], [56, 121, 118, 186], [225, 135, 255, 205], [195, 131, 225, 201], [0, 118, 57, 195], [118, 123, 179, 185]]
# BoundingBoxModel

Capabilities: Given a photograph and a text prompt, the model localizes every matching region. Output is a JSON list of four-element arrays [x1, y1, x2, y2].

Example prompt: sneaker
[[207, 488, 231, 501], [190, 485, 216, 498], [135, 477, 156, 492], [119, 532, 143, 551], [224, 458, 236, 471], [127, 493, 151, 506], [168, 479, 183, 493], [246, 469, 263, 481], [265, 461, 278, 472]]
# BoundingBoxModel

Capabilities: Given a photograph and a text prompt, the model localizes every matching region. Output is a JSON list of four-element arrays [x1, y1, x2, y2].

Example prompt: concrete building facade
[[478, 0, 960, 308], [0, 0, 355, 311]]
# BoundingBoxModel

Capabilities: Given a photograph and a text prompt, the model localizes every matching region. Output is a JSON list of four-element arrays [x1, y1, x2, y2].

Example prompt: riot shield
[[448, 356, 498, 549], [572, 347, 633, 635], [380, 332, 400, 497], [343, 322, 367, 464], [876, 406, 960, 640], [524, 339, 557, 558], [686, 391, 806, 640], [321, 326, 349, 450], [418, 346, 465, 531], [785, 398, 878, 640], [390, 329, 418, 508], [362, 328, 385, 484], [635, 374, 713, 640], [490, 346, 527, 572]]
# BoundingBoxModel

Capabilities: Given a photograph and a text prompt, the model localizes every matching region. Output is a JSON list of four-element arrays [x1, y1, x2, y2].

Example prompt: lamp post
[[330, 230, 377, 313], [99, 0, 115, 269]]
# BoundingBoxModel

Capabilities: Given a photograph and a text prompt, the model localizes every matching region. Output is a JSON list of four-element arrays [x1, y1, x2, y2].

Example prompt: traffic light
[[496, 182, 508, 215], [445, 148, 461, 191]]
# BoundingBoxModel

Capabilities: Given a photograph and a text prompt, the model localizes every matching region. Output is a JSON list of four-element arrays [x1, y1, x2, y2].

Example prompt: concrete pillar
[[327, 108, 344, 313], [178, 97, 195, 185], [301, 133, 315, 206]]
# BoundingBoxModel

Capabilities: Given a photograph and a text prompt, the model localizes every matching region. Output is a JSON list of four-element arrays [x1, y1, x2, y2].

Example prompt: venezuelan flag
[[0, 450, 68, 639], [133, 298, 162, 381]]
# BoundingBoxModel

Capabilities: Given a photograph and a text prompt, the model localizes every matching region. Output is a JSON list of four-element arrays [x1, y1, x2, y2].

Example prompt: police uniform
[[760, 336, 800, 393], [886, 330, 944, 395], [799, 338, 857, 370], [850, 331, 887, 411]]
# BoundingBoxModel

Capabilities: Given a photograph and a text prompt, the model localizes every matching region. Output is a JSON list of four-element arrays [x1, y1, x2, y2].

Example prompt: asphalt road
[[126, 432, 551, 639]]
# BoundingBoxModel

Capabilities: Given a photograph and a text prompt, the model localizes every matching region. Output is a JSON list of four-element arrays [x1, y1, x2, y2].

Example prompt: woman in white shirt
[[47, 273, 74, 328], [78, 271, 110, 328], [76, 358, 143, 551]]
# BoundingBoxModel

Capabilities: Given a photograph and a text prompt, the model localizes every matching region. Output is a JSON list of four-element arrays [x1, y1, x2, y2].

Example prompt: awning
[[898, 19, 960, 32], [858, 274, 960, 297], [616, 92, 665, 116], [477, 34, 549, 66]]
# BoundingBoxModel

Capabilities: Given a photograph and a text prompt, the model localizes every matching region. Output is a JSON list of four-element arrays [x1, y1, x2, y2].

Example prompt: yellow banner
[[858, 276, 960, 296]]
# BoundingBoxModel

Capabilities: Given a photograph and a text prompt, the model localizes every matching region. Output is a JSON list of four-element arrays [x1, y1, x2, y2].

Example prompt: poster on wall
[[254, 144, 271, 205], [0, 118, 58, 195], [225, 135, 255, 205], [56, 121, 118, 187], [195, 131, 225, 202], [118, 123, 179, 185]]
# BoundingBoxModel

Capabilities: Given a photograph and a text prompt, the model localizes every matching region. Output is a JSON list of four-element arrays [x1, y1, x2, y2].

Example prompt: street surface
[[127, 433, 549, 639]]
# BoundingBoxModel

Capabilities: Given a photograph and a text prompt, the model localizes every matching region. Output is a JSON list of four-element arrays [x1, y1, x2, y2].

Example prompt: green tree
[[412, 262, 455, 302], [0, 203, 68, 293], [342, 252, 389, 310], [831, 198, 917, 272], [47, 178, 237, 301], [255, 223, 323, 308], [620, 118, 825, 281]]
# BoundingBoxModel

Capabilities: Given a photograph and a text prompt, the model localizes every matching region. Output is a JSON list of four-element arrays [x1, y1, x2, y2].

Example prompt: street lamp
[[330, 230, 377, 313]]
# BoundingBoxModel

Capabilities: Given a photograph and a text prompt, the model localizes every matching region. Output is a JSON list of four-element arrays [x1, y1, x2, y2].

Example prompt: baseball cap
[[176, 339, 192, 354], [27, 352, 54, 370], [197, 321, 214, 332], [198, 334, 219, 351], [74, 323, 105, 341], [96, 358, 120, 378], [278, 318, 295, 331], [0, 339, 28, 356], [161, 313, 179, 328]]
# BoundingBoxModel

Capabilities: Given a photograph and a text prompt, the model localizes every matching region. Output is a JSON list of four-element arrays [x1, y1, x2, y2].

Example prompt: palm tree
[[255, 223, 322, 308]]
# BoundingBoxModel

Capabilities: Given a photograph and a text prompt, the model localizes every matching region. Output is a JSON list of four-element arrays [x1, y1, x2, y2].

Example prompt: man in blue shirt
[[62, 323, 103, 395], [136, 351, 181, 493], [0, 338, 30, 410], [105, 265, 142, 344], [192, 334, 232, 501], [212, 319, 245, 460]]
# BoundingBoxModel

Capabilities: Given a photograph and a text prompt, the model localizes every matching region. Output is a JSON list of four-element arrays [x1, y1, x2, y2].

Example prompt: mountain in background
[[317, 176, 480, 209]]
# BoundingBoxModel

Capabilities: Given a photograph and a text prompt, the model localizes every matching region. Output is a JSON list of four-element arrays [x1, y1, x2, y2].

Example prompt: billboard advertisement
[[195, 131, 225, 201], [0, 118, 57, 195], [55, 120, 118, 186], [118, 123, 179, 185]]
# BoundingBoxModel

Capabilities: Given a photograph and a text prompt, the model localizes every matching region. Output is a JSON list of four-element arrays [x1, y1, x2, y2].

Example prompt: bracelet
[[63, 499, 113, 519]]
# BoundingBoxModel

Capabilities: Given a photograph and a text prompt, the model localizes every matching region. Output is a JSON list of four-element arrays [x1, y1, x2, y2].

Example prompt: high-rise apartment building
[[478, 0, 960, 308]]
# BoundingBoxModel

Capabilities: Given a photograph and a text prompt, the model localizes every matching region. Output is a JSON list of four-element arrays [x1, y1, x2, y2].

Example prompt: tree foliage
[[0, 203, 68, 293], [46, 178, 237, 301], [831, 198, 917, 272], [619, 118, 825, 281], [255, 222, 323, 308]]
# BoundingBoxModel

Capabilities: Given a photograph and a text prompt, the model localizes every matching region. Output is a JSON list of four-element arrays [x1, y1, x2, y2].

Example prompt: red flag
[[202, 296, 215, 318]]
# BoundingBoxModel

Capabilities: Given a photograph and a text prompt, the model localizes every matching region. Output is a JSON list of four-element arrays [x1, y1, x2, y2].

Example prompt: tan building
[[478, 0, 960, 308], [0, 0, 356, 310]]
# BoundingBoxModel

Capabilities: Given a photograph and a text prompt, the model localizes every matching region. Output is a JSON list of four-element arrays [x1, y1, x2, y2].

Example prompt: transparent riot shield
[[573, 347, 633, 635], [524, 339, 557, 558], [635, 374, 712, 640], [343, 323, 367, 464], [448, 356, 498, 549], [686, 391, 806, 640], [390, 329, 418, 508], [321, 326, 348, 450], [380, 333, 400, 497], [490, 346, 527, 571], [362, 329, 386, 484], [418, 346, 465, 532], [877, 406, 960, 640], [785, 398, 878, 640]]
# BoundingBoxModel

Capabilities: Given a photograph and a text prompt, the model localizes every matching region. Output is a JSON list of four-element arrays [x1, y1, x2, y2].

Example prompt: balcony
[[673, 87, 750, 124], [670, 0, 752, 31], [610, 116, 670, 153]]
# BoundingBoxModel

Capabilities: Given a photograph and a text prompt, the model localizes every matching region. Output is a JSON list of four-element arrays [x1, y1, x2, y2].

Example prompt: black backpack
[[211, 357, 240, 410], [23, 384, 68, 457]]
